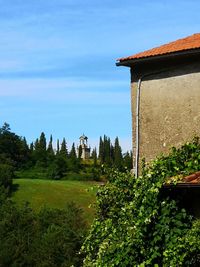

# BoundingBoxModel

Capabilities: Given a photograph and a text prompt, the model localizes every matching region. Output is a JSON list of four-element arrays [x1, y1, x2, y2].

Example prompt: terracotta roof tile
[[118, 33, 200, 63], [164, 171, 200, 187], [182, 171, 200, 184]]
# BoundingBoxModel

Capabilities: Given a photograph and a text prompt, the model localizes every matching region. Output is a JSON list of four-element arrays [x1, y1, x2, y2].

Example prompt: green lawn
[[12, 179, 97, 224]]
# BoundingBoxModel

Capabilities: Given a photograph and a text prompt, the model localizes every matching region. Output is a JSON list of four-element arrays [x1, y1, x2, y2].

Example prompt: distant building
[[78, 134, 91, 160]]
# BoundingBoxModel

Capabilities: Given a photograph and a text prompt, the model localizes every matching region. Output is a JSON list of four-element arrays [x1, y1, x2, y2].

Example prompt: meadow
[[12, 178, 97, 223]]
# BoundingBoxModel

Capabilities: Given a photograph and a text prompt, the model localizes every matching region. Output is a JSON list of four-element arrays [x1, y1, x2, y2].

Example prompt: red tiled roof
[[164, 171, 200, 187], [181, 171, 200, 184], [118, 33, 200, 63]]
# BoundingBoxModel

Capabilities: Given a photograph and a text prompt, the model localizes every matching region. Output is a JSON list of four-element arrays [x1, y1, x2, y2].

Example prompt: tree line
[[98, 135, 132, 170], [0, 122, 132, 181]]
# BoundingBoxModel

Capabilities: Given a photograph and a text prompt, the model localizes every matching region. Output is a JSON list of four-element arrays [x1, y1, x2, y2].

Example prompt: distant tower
[[78, 134, 91, 160]]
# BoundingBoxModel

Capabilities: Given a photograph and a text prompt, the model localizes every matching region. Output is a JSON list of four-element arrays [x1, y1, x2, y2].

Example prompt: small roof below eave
[[164, 171, 200, 188], [117, 33, 200, 66]]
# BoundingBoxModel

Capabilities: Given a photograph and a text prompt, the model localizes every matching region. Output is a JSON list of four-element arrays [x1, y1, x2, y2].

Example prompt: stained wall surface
[[131, 61, 200, 165]]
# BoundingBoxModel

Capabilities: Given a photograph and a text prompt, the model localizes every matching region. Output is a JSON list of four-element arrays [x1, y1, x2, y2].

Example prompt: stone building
[[78, 134, 90, 160], [117, 33, 200, 176]]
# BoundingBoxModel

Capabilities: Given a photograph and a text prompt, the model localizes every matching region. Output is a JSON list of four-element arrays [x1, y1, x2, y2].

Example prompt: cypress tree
[[34, 138, 39, 151], [47, 135, 54, 155], [98, 136, 104, 164], [69, 143, 77, 159], [113, 137, 123, 170], [91, 148, 97, 166], [20, 137, 30, 165], [110, 144, 114, 164], [34, 132, 47, 166], [56, 139, 60, 154], [47, 135, 55, 164], [30, 142, 34, 152], [123, 151, 133, 170], [69, 143, 80, 172], [39, 132, 46, 151], [60, 138, 68, 158], [104, 135, 111, 165]]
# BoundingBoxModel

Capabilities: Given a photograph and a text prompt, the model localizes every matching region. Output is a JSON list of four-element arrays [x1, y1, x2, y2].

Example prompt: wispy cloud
[[0, 78, 129, 104]]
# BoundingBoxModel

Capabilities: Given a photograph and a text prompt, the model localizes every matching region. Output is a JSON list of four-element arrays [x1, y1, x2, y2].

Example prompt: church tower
[[78, 134, 91, 160]]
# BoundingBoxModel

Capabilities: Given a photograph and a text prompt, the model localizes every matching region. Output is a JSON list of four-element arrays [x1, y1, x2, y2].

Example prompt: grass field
[[12, 179, 97, 224]]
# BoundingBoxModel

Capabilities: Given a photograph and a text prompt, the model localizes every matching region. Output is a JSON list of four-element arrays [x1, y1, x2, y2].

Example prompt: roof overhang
[[116, 48, 200, 67], [163, 183, 200, 189]]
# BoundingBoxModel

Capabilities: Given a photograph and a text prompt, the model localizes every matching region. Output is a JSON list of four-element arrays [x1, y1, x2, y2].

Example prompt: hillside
[[12, 179, 97, 223]]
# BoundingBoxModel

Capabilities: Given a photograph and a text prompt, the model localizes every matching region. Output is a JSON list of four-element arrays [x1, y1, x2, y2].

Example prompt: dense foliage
[[0, 196, 87, 267], [0, 163, 14, 195], [82, 138, 200, 266], [0, 123, 30, 168], [98, 135, 132, 171]]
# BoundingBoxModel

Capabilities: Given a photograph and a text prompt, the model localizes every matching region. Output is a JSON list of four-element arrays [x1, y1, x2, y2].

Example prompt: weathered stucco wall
[[131, 61, 200, 166]]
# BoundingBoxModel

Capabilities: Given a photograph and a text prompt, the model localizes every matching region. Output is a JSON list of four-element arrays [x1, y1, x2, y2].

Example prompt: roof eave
[[163, 183, 200, 188], [116, 48, 200, 67]]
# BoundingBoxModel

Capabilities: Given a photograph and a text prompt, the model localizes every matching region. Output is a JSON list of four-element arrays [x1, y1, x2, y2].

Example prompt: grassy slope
[[12, 179, 97, 223]]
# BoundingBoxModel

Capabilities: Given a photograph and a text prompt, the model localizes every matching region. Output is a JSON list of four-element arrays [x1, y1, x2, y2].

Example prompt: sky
[[0, 0, 200, 152]]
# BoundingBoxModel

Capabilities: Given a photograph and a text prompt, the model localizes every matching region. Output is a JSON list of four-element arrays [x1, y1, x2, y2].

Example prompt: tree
[[91, 148, 97, 166], [36, 203, 87, 266], [34, 138, 39, 151], [47, 156, 67, 180], [98, 135, 112, 165], [104, 135, 111, 165], [56, 139, 60, 154], [39, 132, 47, 151], [0, 164, 13, 194], [60, 138, 68, 158], [123, 151, 133, 170], [0, 122, 10, 134], [34, 132, 47, 166], [0, 200, 87, 267], [0, 123, 30, 168], [98, 136, 104, 164], [19, 137, 30, 166], [69, 143, 77, 159], [68, 143, 80, 172], [47, 135, 54, 155], [47, 135, 55, 165], [113, 137, 123, 170]]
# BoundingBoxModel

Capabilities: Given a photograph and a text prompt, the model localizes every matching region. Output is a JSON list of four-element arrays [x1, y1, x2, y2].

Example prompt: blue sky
[[0, 0, 200, 151]]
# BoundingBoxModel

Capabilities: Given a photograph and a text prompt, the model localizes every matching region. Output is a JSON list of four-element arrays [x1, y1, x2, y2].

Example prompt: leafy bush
[[0, 163, 14, 194], [82, 138, 200, 266], [0, 199, 87, 267], [15, 166, 48, 180], [47, 156, 68, 180]]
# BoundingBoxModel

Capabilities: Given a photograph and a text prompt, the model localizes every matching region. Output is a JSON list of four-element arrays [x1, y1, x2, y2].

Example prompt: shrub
[[0, 163, 14, 194], [0, 199, 87, 267], [82, 138, 200, 266], [47, 156, 68, 180]]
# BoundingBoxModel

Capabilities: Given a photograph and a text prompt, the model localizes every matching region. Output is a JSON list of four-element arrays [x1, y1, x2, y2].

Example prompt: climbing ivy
[[82, 138, 200, 266]]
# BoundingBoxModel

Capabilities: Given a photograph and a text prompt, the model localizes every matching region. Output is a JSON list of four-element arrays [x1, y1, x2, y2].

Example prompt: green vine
[[82, 138, 200, 266]]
